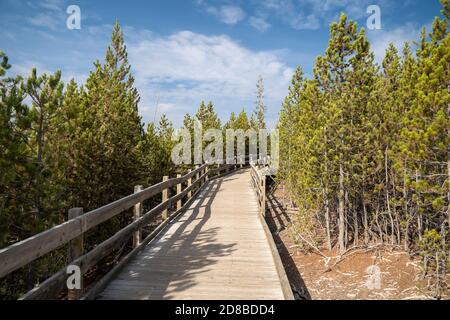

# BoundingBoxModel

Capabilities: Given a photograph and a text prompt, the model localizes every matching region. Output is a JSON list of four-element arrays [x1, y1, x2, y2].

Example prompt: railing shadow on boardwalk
[[98, 176, 238, 299], [265, 192, 312, 300]]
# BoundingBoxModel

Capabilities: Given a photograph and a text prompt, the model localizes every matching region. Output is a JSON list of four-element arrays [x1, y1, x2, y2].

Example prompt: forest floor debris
[[266, 187, 448, 300]]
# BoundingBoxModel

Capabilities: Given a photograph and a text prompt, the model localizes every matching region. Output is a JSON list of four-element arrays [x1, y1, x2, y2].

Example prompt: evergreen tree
[[0, 52, 30, 246], [277, 3, 449, 296], [80, 20, 143, 207], [314, 14, 371, 253], [252, 76, 266, 130], [224, 112, 236, 130], [23, 68, 64, 226], [139, 114, 175, 185], [196, 100, 221, 130], [235, 109, 250, 131], [156, 114, 175, 177], [278, 67, 304, 201]]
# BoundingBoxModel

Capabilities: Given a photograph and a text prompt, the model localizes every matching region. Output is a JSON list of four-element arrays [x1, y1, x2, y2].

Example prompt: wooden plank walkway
[[97, 169, 287, 300]]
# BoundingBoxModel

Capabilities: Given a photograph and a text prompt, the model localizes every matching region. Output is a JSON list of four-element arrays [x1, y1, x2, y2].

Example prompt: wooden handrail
[[0, 161, 243, 299], [0, 164, 208, 279], [250, 164, 266, 216], [21, 169, 212, 299]]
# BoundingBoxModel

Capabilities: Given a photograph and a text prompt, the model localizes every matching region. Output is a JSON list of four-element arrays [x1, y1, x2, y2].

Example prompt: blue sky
[[0, 0, 444, 127]]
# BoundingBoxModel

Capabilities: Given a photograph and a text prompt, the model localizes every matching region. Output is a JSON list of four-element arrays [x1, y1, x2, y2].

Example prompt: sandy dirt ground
[[265, 184, 448, 300]]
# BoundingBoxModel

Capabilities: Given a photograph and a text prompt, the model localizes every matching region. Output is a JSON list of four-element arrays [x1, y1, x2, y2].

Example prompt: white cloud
[[10, 60, 52, 77], [9, 59, 88, 86], [202, 3, 246, 25], [26, 0, 66, 31], [256, 0, 395, 30], [368, 22, 428, 64], [38, 0, 64, 11], [217, 6, 246, 25], [249, 16, 271, 32], [258, 0, 321, 30], [127, 30, 293, 127], [28, 13, 61, 30], [290, 14, 320, 30]]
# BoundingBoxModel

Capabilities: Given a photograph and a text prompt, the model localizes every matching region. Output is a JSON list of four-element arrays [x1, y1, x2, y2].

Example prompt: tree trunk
[[363, 199, 369, 245], [404, 219, 409, 251], [403, 165, 409, 251], [447, 65, 450, 258], [447, 73, 450, 235], [447, 156, 450, 231], [324, 142, 332, 251], [352, 198, 358, 246], [416, 169, 422, 241], [338, 164, 346, 254], [375, 206, 383, 244], [385, 146, 395, 245], [417, 213, 423, 241], [324, 189, 332, 251], [395, 211, 401, 244]]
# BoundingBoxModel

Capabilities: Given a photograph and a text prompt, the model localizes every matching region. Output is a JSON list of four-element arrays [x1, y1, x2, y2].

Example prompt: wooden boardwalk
[[97, 169, 289, 300]]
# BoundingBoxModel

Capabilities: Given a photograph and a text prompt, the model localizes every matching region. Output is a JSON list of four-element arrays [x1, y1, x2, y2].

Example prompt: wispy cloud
[[197, 1, 246, 25], [214, 5, 246, 25], [253, 0, 395, 31], [28, 13, 61, 30], [10, 60, 52, 77], [25, 0, 66, 31], [127, 30, 293, 126], [38, 0, 65, 11], [368, 21, 431, 63], [258, 0, 318, 30], [249, 16, 271, 32]]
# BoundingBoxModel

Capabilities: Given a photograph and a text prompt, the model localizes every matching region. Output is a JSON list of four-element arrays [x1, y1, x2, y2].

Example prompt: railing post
[[195, 165, 200, 190], [205, 165, 209, 182], [68, 207, 84, 300], [133, 185, 143, 248], [162, 176, 169, 219], [188, 170, 192, 200], [261, 175, 266, 217], [177, 174, 182, 211]]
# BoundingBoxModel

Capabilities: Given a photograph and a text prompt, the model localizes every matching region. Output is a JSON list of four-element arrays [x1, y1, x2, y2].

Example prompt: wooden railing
[[250, 164, 266, 217], [0, 162, 241, 300], [249, 163, 294, 300]]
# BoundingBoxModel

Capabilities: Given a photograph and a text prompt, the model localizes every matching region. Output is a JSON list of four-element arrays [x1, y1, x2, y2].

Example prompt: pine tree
[[156, 114, 175, 176], [139, 122, 159, 184], [0, 52, 31, 246], [278, 67, 304, 201], [442, 0, 450, 20], [235, 109, 250, 131], [80, 20, 143, 207], [314, 13, 362, 253], [412, 23, 449, 295], [23, 68, 64, 226], [47, 79, 85, 209], [139, 114, 176, 185], [224, 109, 251, 161], [252, 76, 266, 130], [224, 112, 236, 130], [275, 4, 449, 296], [196, 101, 221, 130]]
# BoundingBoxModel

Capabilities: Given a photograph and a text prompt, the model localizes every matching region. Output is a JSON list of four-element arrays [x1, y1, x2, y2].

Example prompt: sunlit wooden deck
[[96, 169, 289, 300]]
